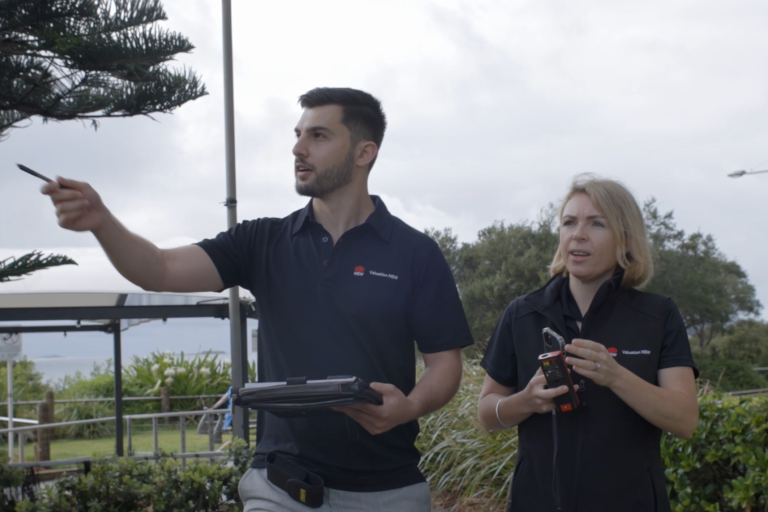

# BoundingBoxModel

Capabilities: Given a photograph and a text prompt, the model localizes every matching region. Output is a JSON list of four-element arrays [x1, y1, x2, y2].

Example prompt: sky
[[2, 0, 768, 366]]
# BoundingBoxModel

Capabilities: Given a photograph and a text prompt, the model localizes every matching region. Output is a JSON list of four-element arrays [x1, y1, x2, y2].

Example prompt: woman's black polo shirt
[[197, 196, 473, 492], [481, 273, 698, 512]]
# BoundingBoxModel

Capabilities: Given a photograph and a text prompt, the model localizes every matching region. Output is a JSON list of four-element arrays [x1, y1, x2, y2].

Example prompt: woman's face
[[559, 193, 619, 285]]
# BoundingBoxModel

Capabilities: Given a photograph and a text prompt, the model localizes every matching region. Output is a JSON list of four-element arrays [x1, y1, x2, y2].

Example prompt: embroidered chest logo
[[353, 266, 365, 277], [621, 349, 652, 356], [369, 270, 399, 280], [607, 347, 618, 357]]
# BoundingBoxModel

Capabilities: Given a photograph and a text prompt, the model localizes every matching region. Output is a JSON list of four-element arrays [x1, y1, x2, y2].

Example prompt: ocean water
[[10, 317, 257, 385]]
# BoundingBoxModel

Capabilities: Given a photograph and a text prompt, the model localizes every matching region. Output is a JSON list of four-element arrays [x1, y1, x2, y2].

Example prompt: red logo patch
[[353, 266, 365, 276], [608, 347, 618, 357]]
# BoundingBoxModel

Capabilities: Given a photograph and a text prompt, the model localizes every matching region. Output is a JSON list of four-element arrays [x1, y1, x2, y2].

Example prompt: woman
[[478, 176, 698, 512]]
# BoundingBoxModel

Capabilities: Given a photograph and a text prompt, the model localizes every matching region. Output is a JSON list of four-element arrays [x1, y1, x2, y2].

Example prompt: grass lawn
[[2, 425, 234, 462]]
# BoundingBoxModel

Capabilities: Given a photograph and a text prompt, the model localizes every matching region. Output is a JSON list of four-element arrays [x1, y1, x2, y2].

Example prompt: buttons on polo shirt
[[324, 260, 328, 266], [322, 237, 329, 243]]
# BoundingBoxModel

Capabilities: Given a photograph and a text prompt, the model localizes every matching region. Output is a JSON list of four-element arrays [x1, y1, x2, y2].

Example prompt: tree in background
[[1, 0, 208, 277], [0, 250, 76, 282], [0, 357, 47, 419], [694, 319, 768, 391], [643, 200, 762, 349], [429, 200, 761, 357], [427, 212, 559, 353], [712, 319, 768, 366], [0, 0, 207, 139]]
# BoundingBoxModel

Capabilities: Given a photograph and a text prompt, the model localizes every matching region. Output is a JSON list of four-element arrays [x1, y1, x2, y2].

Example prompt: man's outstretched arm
[[42, 177, 224, 293]]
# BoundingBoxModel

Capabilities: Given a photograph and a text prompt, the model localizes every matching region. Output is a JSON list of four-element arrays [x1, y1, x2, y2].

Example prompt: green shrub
[[662, 393, 768, 512], [55, 362, 115, 398], [56, 400, 115, 440], [418, 361, 768, 511], [15, 439, 255, 512], [0, 357, 49, 421], [0, 462, 25, 510], [123, 350, 231, 414], [695, 353, 768, 392], [712, 320, 768, 367], [418, 362, 515, 506]]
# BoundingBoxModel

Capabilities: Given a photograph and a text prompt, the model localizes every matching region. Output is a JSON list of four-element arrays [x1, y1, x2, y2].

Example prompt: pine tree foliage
[[0, 0, 207, 138], [0, 250, 77, 281]]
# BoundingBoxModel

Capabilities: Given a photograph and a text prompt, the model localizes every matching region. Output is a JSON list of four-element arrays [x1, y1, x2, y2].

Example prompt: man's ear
[[355, 140, 378, 169]]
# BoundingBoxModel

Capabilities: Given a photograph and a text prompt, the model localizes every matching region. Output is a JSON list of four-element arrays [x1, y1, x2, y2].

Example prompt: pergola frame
[[0, 293, 255, 455]]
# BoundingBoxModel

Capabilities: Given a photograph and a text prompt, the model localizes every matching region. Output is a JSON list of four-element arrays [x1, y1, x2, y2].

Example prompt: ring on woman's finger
[[594, 361, 600, 370]]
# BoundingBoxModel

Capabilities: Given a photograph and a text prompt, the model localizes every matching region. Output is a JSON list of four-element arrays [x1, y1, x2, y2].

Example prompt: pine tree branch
[[0, 0, 207, 139], [0, 251, 77, 282]]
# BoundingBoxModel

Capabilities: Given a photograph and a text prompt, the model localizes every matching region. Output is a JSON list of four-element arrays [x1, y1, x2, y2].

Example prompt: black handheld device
[[17, 164, 70, 189], [539, 328, 579, 413]]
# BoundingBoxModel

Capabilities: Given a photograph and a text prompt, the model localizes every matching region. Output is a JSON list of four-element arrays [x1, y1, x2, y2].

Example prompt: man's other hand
[[332, 382, 418, 435]]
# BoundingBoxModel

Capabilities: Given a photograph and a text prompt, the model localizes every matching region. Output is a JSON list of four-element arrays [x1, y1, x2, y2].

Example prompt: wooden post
[[160, 386, 170, 425], [37, 402, 50, 461], [45, 390, 55, 436]]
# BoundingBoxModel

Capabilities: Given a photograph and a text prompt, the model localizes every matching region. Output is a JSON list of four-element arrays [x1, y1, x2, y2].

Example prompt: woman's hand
[[523, 367, 578, 414], [565, 338, 625, 388]]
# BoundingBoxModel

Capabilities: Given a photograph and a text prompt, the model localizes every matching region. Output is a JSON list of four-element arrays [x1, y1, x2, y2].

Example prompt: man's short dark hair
[[299, 87, 387, 171]]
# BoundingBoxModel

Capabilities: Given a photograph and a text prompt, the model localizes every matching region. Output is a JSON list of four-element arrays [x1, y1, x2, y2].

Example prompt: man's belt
[[266, 452, 324, 509]]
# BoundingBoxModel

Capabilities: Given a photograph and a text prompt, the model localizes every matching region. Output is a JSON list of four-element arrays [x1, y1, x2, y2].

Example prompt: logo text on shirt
[[621, 349, 651, 355], [369, 270, 399, 281], [353, 266, 365, 277]]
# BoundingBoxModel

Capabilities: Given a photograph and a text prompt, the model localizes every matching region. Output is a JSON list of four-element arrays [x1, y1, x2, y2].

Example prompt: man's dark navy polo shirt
[[197, 196, 473, 492]]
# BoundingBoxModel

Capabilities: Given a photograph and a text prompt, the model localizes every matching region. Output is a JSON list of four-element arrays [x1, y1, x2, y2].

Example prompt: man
[[43, 87, 473, 511]]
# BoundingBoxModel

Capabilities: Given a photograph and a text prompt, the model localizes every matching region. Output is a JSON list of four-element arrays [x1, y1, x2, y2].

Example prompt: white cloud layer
[[1, 0, 767, 318]]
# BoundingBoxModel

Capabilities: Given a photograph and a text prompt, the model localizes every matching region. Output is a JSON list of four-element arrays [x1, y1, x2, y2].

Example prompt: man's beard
[[295, 149, 355, 198]]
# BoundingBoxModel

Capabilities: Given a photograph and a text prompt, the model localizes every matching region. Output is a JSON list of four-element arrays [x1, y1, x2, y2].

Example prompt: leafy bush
[[418, 362, 515, 508], [15, 439, 255, 512], [56, 400, 115, 440], [0, 462, 25, 510], [418, 361, 768, 511], [123, 351, 232, 414], [0, 357, 49, 421], [662, 393, 768, 512], [712, 320, 768, 367], [695, 353, 768, 392]]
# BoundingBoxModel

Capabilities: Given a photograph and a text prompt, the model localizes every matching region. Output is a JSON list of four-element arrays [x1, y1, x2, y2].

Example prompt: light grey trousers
[[239, 468, 432, 512]]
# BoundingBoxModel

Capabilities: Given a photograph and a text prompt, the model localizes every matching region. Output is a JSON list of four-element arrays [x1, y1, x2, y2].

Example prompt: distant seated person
[[199, 386, 233, 446]]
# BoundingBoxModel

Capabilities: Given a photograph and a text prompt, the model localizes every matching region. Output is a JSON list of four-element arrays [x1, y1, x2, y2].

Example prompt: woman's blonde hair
[[550, 174, 653, 289]]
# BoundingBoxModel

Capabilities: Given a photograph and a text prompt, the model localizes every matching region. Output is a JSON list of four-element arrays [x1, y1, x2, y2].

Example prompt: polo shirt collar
[[560, 267, 625, 321], [291, 195, 393, 242]]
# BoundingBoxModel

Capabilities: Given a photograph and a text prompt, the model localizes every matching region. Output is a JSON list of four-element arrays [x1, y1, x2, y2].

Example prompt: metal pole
[[126, 418, 132, 456], [238, 303, 249, 442], [180, 416, 186, 468], [221, 0, 247, 442], [153, 417, 159, 454], [113, 324, 124, 456], [7, 360, 13, 460]]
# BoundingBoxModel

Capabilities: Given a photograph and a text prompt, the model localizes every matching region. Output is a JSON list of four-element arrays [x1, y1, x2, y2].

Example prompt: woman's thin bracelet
[[495, 397, 513, 429]]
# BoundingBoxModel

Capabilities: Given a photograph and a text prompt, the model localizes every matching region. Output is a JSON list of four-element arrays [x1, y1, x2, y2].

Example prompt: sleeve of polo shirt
[[658, 298, 699, 378], [195, 219, 262, 293], [408, 242, 474, 354], [480, 303, 518, 388]]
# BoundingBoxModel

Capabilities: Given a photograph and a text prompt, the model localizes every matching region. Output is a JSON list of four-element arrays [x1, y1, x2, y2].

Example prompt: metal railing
[[1, 408, 246, 467], [0, 416, 38, 425], [728, 388, 768, 396], [5, 395, 221, 407]]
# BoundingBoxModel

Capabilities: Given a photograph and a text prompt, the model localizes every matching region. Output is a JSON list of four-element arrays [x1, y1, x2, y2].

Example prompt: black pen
[[17, 164, 71, 189]]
